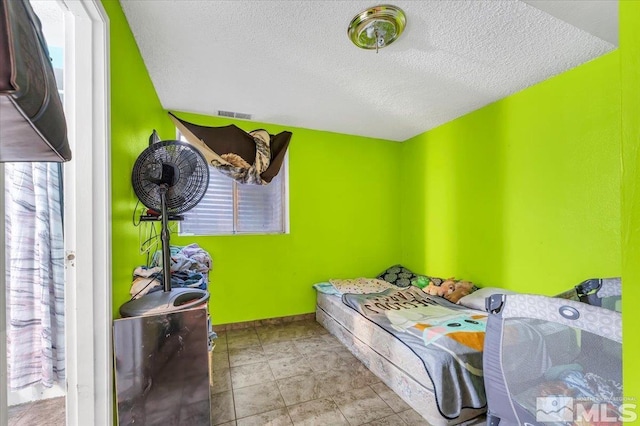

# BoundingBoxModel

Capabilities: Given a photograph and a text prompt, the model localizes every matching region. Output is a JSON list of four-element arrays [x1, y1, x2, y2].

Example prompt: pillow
[[412, 275, 445, 289], [376, 264, 420, 287], [328, 278, 396, 294], [313, 282, 342, 296], [457, 287, 519, 311]]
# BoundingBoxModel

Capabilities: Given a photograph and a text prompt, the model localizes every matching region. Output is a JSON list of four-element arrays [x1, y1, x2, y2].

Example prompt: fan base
[[120, 287, 210, 318]]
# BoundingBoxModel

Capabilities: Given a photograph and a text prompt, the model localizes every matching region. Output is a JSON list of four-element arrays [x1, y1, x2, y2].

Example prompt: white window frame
[[177, 133, 290, 236]]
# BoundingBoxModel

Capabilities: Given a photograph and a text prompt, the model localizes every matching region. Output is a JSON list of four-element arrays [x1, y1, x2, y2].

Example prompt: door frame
[[0, 1, 112, 425], [1, 163, 7, 425], [62, 1, 111, 425]]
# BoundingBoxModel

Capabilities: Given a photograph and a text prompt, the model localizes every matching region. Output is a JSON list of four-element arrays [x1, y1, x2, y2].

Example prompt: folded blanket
[[343, 286, 487, 419], [328, 278, 396, 294]]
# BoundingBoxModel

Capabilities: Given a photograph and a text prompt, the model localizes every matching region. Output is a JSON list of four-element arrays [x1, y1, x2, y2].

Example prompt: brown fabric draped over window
[[169, 112, 291, 185], [0, 0, 71, 162]]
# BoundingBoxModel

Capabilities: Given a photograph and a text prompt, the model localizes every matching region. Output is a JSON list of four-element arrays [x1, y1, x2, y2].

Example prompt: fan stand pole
[[159, 185, 172, 293]]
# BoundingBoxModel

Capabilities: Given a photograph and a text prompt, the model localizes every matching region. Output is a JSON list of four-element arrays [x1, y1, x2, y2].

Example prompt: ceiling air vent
[[217, 110, 252, 120]]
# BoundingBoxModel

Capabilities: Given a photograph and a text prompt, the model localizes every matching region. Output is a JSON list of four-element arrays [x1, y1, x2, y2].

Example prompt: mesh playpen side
[[483, 279, 622, 425]]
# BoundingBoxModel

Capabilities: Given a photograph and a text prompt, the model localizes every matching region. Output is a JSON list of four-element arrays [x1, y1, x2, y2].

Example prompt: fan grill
[[132, 141, 209, 214]]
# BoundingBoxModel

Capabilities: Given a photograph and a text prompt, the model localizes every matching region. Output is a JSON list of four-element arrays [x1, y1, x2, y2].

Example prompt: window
[[178, 133, 289, 235]]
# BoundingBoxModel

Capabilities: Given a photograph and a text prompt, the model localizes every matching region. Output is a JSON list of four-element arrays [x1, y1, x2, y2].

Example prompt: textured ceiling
[[522, 0, 618, 45], [120, 0, 616, 141]]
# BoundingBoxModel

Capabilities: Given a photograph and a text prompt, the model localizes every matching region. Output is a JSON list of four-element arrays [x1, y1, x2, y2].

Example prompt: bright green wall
[[102, 0, 175, 317], [169, 112, 402, 324], [104, 6, 632, 403], [104, 0, 403, 322], [620, 0, 640, 410], [400, 52, 621, 295]]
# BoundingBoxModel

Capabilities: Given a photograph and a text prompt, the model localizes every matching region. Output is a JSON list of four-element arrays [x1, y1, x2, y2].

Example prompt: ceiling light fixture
[[348, 5, 406, 53]]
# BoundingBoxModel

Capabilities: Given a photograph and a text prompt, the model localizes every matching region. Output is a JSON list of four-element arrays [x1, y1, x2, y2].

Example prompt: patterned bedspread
[[342, 286, 487, 419]]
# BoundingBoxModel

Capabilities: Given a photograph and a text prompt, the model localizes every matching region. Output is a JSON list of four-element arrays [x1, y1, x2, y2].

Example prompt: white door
[[1, 1, 112, 425]]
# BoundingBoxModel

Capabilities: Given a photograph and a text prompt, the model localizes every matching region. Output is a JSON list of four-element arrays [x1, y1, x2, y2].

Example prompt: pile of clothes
[[515, 363, 623, 425], [130, 243, 212, 299]]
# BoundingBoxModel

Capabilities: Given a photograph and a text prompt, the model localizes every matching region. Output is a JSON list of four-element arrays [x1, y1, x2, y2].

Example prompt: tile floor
[[8, 396, 65, 426], [211, 318, 436, 425], [8, 318, 484, 425]]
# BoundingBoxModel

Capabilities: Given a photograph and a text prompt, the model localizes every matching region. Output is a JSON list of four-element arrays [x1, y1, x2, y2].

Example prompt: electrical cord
[[146, 224, 161, 267], [139, 222, 159, 257], [129, 270, 163, 301], [132, 199, 142, 227]]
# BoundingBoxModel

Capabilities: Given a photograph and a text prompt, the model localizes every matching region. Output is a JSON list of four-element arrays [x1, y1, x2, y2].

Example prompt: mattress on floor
[[316, 292, 486, 426]]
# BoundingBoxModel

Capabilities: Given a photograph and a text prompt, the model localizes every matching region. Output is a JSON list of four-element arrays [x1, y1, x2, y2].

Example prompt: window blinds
[[180, 165, 286, 235]]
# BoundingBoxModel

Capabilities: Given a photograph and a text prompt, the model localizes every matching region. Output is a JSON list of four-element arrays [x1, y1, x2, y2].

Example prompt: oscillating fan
[[120, 139, 211, 317]]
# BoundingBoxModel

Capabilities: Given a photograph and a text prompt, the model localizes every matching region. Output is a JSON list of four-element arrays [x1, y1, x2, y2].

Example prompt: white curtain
[[5, 162, 65, 390]]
